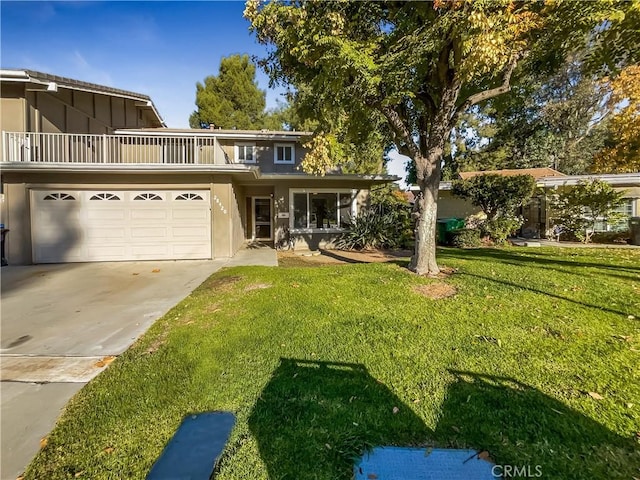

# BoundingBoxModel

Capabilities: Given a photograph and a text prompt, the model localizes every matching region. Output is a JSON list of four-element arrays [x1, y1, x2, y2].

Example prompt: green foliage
[[481, 215, 525, 245], [447, 228, 481, 248], [452, 174, 536, 220], [335, 208, 399, 250], [189, 54, 266, 130], [591, 230, 631, 245], [246, 0, 638, 273], [549, 180, 627, 243], [337, 186, 412, 250], [457, 59, 610, 176]]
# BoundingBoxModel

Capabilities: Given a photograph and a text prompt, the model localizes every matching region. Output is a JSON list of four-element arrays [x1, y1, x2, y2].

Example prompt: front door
[[252, 197, 272, 240]]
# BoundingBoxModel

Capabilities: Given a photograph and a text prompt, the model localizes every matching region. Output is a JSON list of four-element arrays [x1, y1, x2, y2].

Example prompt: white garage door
[[31, 190, 211, 263]]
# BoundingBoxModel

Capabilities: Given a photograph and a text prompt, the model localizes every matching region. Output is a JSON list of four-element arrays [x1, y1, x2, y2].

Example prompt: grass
[[24, 247, 640, 480]]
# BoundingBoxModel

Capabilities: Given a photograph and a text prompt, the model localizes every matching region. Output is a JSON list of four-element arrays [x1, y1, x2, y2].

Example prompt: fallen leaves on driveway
[[94, 356, 116, 368]]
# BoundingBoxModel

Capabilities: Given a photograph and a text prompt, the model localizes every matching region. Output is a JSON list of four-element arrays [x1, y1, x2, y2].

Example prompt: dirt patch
[[278, 249, 411, 267], [205, 302, 223, 314], [413, 282, 457, 300], [436, 266, 458, 278], [244, 283, 272, 292], [144, 332, 168, 355], [206, 275, 243, 291]]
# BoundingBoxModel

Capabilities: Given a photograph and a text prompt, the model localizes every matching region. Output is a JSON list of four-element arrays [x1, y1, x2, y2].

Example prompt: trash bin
[[1, 227, 9, 266], [629, 217, 640, 246], [437, 218, 466, 244]]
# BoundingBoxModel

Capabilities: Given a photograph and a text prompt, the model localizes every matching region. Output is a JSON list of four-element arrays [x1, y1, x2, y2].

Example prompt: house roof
[[0, 161, 399, 184], [408, 171, 639, 192], [0, 69, 165, 127], [116, 127, 312, 140], [458, 167, 565, 180], [538, 173, 640, 188]]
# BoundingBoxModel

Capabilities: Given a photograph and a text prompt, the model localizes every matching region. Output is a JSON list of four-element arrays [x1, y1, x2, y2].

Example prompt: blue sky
[[1, 1, 408, 183]]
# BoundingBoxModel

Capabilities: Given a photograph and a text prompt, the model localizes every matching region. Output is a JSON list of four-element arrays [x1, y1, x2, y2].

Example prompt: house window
[[291, 190, 356, 230], [235, 143, 256, 163], [593, 199, 635, 232], [43, 193, 76, 201], [134, 193, 163, 201], [175, 193, 204, 201], [274, 143, 295, 164], [89, 193, 121, 201]]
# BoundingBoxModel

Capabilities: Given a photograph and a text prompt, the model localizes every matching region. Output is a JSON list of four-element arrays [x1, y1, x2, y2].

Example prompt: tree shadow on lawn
[[445, 247, 640, 278], [458, 270, 634, 317], [247, 359, 637, 479]]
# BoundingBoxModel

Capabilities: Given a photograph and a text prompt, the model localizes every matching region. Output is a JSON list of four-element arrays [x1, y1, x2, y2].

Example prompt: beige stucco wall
[[436, 190, 480, 219], [2, 182, 32, 265], [230, 182, 247, 253]]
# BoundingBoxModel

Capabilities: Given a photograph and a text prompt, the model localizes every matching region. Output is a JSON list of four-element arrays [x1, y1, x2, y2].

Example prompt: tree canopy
[[246, 0, 639, 274], [189, 54, 266, 130], [452, 174, 536, 221], [592, 65, 640, 173]]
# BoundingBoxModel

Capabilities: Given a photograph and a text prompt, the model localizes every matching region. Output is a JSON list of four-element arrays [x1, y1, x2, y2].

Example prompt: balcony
[[2, 131, 230, 165]]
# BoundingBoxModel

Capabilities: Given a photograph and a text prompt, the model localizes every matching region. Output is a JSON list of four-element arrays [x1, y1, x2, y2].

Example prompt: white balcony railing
[[2, 131, 228, 165]]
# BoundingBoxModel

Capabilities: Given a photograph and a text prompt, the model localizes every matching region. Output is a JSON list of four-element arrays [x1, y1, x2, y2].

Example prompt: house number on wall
[[213, 195, 227, 215]]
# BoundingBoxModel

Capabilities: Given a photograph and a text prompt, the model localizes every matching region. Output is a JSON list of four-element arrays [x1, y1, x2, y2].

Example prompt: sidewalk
[[512, 238, 640, 249]]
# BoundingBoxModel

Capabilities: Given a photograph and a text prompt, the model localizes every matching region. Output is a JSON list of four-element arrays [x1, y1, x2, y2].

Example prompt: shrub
[[591, 230, 630, 244], [337, 185, 413, 250], [447, 228, 481, 248], [336, 208, 396, 250], [549, 179, 627, 243], [481, 215, 524, 245]]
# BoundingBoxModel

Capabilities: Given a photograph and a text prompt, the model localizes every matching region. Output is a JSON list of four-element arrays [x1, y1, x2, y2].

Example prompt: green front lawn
[[25, 248, 640, 479]]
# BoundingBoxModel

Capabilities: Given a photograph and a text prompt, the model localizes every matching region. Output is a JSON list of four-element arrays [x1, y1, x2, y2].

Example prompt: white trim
[[234, 142, 256, 164], [289, 188, 357, 232], [274, 143, 295, 164], [252, 196, 273, 240], [115, 129, 309, 141]]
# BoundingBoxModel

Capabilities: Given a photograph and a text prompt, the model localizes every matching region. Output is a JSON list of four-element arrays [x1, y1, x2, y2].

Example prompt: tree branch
[[451, 56, 519, 125], [570, 110, 610, 147], [381, 104, 421, 160]]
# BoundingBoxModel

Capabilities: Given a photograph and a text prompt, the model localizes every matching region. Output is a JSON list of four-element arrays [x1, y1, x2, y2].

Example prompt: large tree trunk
[[410, 147, 445, 275], [409, 104, 453, 275]]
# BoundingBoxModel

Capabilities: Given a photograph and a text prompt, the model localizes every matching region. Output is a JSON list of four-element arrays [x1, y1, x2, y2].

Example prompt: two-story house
[[0, 69, 393, 264]]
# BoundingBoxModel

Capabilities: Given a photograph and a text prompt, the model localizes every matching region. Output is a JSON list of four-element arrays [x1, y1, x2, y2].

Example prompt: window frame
[[234, 142, 257, 164], [274, 143, 295, 165], [289, 188, 358, 232]]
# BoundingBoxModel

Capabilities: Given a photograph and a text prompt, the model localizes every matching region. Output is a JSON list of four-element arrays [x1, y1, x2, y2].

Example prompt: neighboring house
[[0, 69, 393, 264], [419, 168, 639, 238]]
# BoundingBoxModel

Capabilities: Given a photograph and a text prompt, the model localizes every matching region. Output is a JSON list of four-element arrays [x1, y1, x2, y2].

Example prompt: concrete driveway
[[0, 259, 227, 480]]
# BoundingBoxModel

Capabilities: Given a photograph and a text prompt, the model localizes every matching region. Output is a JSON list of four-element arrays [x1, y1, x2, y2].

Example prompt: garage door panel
[[172, 209, 210, 220], [86, 246, 127, 260], [172, 226, 209, 238], [85, 227, 127, 240], [130, 209, 168, 220], [31, 190, 211, 263], [130, 245, 171, 257], [36, 208, 82, 223], [172, 244, 212, 257], [87, 209, 126, 220], [35, 245, 85, 263], [131, 227, 168, 238]]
